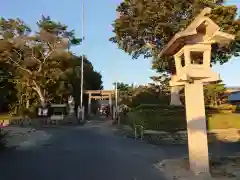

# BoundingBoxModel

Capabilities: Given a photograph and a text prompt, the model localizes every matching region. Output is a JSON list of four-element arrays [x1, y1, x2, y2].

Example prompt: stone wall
[[2, 126, 52, 149], [144, 129, 240, 144], [119, 126, 240, 144], [0, 115, 78, 127]]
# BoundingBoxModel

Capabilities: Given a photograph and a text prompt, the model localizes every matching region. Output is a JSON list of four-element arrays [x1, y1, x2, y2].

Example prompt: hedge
[[135, 104, 238, 112], [128, 108, 186, 132], [120, 104, 240, 132]]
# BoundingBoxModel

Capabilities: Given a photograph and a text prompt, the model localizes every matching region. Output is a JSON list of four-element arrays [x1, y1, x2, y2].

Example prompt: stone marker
[[159, 7, 235, 175]]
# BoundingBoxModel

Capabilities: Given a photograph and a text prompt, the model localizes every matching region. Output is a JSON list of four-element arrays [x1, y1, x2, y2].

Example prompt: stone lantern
[[159, 7, 235, 175]]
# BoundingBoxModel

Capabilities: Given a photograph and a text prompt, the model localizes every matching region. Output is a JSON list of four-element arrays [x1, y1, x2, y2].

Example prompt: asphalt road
[[0, 121, 168, 180], [0, 121, 239, 180]]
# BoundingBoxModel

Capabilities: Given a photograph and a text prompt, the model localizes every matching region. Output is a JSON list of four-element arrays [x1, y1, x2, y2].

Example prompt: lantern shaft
[[185, 82, 209, 174]]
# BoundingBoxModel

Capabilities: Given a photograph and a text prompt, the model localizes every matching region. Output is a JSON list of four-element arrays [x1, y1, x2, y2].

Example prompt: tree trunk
[[32, 81, 46, 107], [170, 86, 183, 106]]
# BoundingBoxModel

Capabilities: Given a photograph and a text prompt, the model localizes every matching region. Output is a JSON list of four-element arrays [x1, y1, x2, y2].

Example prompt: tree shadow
[[0, 115, 81, 130], [188, 115, 239, 150], [138, 114, 240, 160]]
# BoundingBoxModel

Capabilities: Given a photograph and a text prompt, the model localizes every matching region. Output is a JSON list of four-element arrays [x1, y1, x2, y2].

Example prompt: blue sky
[[2, 0, 240, 89]]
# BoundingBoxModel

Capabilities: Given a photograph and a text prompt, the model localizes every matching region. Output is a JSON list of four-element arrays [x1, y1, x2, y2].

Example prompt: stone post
[[109, 94, 112, 115], [88, 93, 91, 115], [170, 86, 183, 106], [113, 106, 116, 120], [185, 82, 209, 173], [82, 106, 85, 121]]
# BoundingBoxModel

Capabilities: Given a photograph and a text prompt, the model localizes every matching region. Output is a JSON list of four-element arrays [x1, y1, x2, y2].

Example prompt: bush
[[206, 104, 237, 114], [122, 104, 240, 132], [119, 112, 132, 125], [128, 105, 186, 132], [135, 104, 184, 110], [129, 91, 170, 108], [0, 129, 7, 151], [27, 105, 39, 118]]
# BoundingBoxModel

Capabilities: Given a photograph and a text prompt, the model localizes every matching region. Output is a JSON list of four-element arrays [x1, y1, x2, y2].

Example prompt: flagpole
[[80, 0, 84, 109]]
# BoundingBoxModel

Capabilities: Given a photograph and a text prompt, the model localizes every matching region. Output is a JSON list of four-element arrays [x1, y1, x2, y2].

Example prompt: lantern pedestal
[[159, 7, 235, 176], [185, 82, 209, 174]]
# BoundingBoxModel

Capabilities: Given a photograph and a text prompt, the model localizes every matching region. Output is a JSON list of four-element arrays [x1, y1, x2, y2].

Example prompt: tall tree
[[0, 63, 17, 112], [150, 72, 170, 94], [64, 55, 103, 107], [0, 16, 80, 106], [113, 82, 132, 105], [204, 81, 226, 106], [113, 82, 130, 91], [110, 0, 240, 105]]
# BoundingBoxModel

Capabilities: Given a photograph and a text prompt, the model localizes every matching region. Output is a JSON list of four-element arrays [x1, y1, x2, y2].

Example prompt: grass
[[0, 113, 13, 120], [208, 113, 240, 130], [0, 113, 22, 120], [0, 113, 22, 127]]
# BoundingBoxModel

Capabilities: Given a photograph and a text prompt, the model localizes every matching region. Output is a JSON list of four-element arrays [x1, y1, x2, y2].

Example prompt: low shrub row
[[120, 104, 240, 132], [127, 108, 186, 132], [135, 104, 239, 112]]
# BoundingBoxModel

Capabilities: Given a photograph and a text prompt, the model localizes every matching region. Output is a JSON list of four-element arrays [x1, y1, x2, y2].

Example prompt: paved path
[[0, 121, 168, 180], [0, 121, 239, 180]]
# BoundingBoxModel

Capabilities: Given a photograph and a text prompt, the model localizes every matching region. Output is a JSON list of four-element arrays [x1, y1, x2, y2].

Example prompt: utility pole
[[80, 0, 84, 109], [115, 81, 118, 109], [115, 78, 119, 125]]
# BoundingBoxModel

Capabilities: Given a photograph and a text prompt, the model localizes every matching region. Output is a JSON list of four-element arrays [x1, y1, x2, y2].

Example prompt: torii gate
[[84, 90, 115, 115]]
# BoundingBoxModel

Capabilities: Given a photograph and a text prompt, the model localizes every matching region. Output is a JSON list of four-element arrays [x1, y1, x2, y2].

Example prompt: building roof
[[228, 91, 240, 101], [225, 87, 240, 93]]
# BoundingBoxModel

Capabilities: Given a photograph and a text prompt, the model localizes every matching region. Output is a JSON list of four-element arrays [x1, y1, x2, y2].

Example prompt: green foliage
[[115, 82, 134, 105], [150, 72, 170, 93], [0, 16, 81, 106], [0, 129, 7, 150], [128, 105, 186, 132], [0, 16, 102, 116], [134, 104, 183, 110], [204, 82, 226, 106], [116, 82, 171, 108], [110, 1, 240, 74], [175, 82, 227, 106], [0, 64, 17, 113], [37, 16, 81, 46], [66, 55, 103, 107], [122, 104, 240, 132], [127, 85, 170, 107], [130, 92, 170, 107], [114, 82, 131, 91], [206, 104, 238, 114]]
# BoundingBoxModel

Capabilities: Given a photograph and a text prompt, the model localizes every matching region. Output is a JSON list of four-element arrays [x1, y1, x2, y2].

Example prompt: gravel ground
[[1, 126, 52, 149], [0, 121, 239, 180], [0, 121, 167, 180]]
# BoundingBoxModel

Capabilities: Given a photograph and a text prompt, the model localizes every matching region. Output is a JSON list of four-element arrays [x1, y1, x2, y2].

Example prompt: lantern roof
[[159, 7, 235, 57]]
